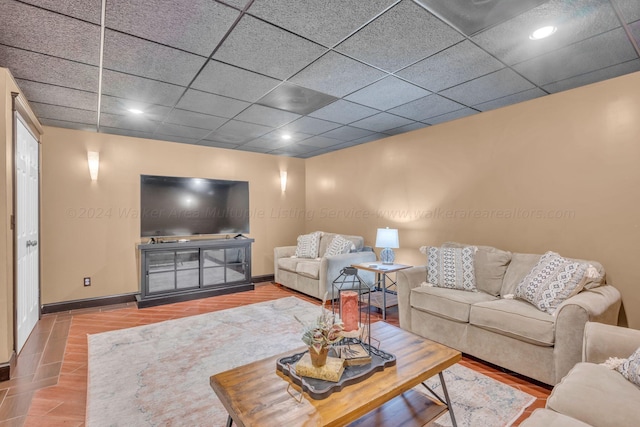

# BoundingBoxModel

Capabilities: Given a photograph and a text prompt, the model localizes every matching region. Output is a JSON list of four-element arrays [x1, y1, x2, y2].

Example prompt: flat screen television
[[140, 174, 250, 237]]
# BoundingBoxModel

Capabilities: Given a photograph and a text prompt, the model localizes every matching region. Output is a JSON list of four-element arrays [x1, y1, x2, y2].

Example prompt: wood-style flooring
[[0, 283, 550, 426]]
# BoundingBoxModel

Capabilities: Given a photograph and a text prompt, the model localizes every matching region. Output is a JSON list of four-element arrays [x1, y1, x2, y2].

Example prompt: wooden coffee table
[[210, 322, 461, 427]]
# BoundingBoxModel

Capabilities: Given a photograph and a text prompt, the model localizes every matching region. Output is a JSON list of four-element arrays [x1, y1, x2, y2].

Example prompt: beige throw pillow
[[419, 245, 477, 292], [324, 235, 354, 257], [294, 231, 322, 259]]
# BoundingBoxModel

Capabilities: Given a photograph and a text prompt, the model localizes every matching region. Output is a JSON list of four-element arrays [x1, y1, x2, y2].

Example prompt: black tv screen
[[140, 175, 250, 237]]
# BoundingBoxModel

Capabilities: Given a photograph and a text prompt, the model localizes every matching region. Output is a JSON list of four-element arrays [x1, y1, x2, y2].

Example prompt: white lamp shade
[[375, 228, 399, 248], [87, 151, 99, 181]]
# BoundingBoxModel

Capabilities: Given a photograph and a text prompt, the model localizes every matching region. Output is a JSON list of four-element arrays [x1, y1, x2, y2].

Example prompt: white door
[[15, 115, 40, 354]]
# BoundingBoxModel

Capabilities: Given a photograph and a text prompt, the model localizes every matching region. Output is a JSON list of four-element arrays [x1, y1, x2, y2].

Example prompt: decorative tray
[[276, 342, 396, 400]]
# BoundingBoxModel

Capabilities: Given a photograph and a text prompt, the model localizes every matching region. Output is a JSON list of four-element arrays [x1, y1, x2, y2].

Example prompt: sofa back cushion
[[319, 233, 364, 256], [442, 242, 511, 296]]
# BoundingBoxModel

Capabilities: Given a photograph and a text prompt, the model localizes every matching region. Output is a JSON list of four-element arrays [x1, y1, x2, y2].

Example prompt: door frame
[[11, 92, 43, 355]]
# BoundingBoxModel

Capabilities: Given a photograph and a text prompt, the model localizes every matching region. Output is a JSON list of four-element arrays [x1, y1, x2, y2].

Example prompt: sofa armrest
[[318, 251, 377, 298], [273, 246, 296, 283], [583, 322, 640, 364], [396, 266, 427, 331], [553, 285, 621, 382]]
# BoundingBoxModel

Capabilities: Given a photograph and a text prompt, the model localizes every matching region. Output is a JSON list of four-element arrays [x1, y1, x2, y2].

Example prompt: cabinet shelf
[[137, 238, 254, 307]]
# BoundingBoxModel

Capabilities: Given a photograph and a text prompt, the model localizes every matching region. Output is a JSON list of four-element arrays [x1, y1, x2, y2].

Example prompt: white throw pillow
[[419, 246, 477, 292], [514, 251, 590, 315], [617, 347, 640, 387], [324, 235, 354, 257], [294, 232, 323, 259]]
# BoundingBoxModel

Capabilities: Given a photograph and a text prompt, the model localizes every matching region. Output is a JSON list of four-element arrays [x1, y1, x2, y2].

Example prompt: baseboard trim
[[41, 293, 138, 314], [0, 352, 16, 382], [252, 274, 274, 283]]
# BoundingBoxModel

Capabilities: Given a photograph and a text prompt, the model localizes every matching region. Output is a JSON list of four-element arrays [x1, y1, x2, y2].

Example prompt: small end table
[[351, 262, 412, 320]]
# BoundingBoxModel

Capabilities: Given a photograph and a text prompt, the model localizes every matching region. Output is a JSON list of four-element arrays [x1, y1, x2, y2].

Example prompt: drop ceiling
[[1, 0, 639, 158]]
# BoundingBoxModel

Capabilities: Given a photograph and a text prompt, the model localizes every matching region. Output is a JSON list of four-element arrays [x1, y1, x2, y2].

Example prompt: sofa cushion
[[420, 246, 477, 292], [324, 235, 354, 257], [547, 362, 640, 427], [443, 242, 511, 296], [296, 261, 320, 279], [469, 299, 555, 346], [520, 409, 592, 427], [295, 231, 322, 258], [410, 285, 497, 323], [277, 257, 304, 273], [515, 252, 590, 315]]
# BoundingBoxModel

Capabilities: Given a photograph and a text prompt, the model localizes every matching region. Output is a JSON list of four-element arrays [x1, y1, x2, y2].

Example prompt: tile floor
[[0, 283, 550, 426]]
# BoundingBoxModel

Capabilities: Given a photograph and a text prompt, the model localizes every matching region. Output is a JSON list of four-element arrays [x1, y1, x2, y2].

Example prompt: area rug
[[86, 296, 534, 426]]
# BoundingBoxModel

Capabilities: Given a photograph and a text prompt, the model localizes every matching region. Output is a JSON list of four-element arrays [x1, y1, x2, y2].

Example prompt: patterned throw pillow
[[616, 347, 640, 387], [324, 235, 354, 257], [294, 232, 322, 258], [514, 251, 589, 315], [419, 246, 477, 292]]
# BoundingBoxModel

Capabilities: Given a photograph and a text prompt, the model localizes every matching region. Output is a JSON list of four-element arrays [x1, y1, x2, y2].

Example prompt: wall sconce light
[[87, 151, 100, 181], [280, 171, 287, 193]]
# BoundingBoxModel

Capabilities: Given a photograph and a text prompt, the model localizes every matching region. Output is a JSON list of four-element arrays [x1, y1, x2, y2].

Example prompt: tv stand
[[137, 238, 254, 308]]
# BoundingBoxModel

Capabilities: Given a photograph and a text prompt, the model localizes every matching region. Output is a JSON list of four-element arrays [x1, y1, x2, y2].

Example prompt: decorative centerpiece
[[295, 295, 344, 367]]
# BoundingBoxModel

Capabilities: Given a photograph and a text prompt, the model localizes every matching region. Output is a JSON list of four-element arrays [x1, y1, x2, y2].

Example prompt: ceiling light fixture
[[128, 108, 144, 115], [529, 25, 557, 40]]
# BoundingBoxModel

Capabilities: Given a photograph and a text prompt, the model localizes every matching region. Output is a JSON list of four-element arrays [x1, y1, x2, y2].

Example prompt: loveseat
[[396, 242, 621, 385], [521, 322, 640, 427], [274, 232, 376, 300]]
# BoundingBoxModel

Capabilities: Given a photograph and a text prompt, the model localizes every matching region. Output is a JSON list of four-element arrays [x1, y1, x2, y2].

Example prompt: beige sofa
[[274, 232, 376, 300], [396, 243, 621, 385], [522, 322, 640, 427]]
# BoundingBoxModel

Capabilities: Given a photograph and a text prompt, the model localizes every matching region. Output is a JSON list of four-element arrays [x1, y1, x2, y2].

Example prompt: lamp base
[[380, 247, 395, 265]]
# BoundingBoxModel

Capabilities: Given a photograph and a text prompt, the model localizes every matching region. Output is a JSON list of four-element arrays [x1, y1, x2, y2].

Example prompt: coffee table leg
[[439, 372, 458, 427], [226, 415, 233, 427]]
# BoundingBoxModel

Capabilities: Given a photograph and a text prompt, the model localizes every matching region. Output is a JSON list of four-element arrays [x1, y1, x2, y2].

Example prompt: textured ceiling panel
[[439, 68, 535, 106], [472, 0, 621, 65], [176, 89, 250, 118], [255, 82, 338, 115], [0, 45, 98, 92], [191, 60, 281, 102], [308, 100, 379, 124], [103, 30, 207, 86], [105, 0, 240, 56], [321, 126, 374, 141], [213, 15, 327, 79], [204, 120, 271, 144], [0, 0, 100, 65], [388, 94, 467, 122], [4, 0, 639, 158], [247, 0, 396, 47], [289, 52, 387, 97], [336, 0, 464, 72], [164, 108, 228, 131], [345, 77, 430, 110], [397, 40, 504, 92], [19, 0, 102, 24], [514, 28, 638, 86], [350, 112, 414, 133], [101, 70, 186, 106], [279, 117, 341, 135], [234, 104, 300, 127], [15, 79, 97, 112]]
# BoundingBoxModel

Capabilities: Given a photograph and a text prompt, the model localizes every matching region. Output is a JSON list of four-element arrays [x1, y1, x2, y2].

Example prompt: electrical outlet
[[84, 277, 91, 287]]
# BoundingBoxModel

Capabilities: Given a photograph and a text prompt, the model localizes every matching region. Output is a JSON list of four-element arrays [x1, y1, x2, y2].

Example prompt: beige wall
[[306, 71, 640, 329], [40, 127, 306, 304]]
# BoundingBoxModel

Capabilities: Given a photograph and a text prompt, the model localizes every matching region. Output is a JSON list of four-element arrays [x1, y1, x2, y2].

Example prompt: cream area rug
[[86, 297, 534, 426]]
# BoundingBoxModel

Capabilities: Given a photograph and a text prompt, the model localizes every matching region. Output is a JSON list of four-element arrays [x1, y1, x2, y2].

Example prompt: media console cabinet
[[137, 238, 254, 307]]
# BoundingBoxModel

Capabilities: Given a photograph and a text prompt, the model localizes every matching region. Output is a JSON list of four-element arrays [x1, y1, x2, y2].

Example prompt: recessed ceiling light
[[282, 134, 292, 140], [128, 108, 144, 115], [529, 26, 557, 40]]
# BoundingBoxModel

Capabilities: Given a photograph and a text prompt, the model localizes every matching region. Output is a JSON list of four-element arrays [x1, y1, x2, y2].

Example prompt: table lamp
[[376, 227, 399, 265]]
